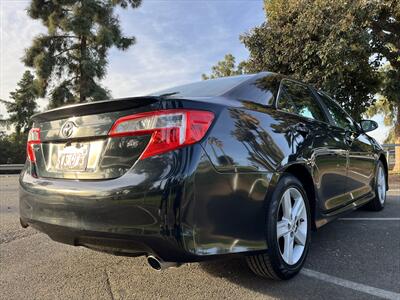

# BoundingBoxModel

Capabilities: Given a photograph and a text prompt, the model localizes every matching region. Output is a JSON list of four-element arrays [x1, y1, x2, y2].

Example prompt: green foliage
[[239, 0, 381, 120], [384, 128, 396, 144], [23, 0, 142, 108], [0, 71, 38, 135], [0, 132, 28, 164], [370, 0, 400, 137], [366, 95, 395, 127], [202, 54, 248, 80]]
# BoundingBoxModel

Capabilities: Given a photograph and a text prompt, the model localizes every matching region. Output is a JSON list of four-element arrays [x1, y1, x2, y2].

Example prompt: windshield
[[150, 75, 254, 98]]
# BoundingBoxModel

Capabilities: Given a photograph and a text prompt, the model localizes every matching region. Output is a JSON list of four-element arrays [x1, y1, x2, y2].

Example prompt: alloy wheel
[[277, 187, 308, 265], [377, 166, 386, 205]]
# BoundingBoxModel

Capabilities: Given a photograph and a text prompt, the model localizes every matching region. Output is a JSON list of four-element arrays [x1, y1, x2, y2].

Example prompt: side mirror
[[360, 120, 378, 133]]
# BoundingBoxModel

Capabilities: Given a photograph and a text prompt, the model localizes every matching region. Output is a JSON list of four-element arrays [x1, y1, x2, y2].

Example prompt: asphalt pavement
[[1, 175, 399, 300]]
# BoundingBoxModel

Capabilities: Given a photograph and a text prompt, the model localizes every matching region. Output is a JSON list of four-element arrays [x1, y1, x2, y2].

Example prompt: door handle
[[293, 122, 310, 135]]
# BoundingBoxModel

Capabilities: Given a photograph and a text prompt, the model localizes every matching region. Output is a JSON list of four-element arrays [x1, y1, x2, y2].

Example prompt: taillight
[[27, 128, 41, 162], [109, 110, 215, 159]]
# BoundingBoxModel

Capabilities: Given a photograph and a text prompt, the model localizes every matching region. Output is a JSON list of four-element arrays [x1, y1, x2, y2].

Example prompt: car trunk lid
[[30, 97, 159, 180]]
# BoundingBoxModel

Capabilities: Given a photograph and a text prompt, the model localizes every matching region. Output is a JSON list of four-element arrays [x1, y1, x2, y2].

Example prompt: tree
[[0, 133, 28, 164], [0, 71, 38, 135], [370, 0, 400, 172], [202, 54, 248, 80], [23, 0, 142, 108], [239, 0, 380, 120], [367, 96, 395, 131]]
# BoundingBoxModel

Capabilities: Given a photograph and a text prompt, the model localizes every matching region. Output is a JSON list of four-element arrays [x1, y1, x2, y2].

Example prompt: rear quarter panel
[[185, 101, 317, 255]]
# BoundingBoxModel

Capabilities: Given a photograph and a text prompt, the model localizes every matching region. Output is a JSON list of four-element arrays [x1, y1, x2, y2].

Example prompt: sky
[[0, 0, 390, 143]]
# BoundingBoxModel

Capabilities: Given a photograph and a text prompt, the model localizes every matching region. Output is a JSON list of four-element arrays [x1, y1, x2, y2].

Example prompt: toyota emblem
[[60, 121, 75, 138]]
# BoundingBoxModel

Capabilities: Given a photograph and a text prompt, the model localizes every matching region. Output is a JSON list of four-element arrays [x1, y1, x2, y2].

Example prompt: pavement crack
[[0, 231, 39, 245], [104, 268, 115, 300]]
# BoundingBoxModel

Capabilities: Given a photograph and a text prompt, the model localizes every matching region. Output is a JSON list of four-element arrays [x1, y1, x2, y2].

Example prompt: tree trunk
[[79, 36, 87, 103], [393, 137, 400, 173], [392, 108, 400, 173]]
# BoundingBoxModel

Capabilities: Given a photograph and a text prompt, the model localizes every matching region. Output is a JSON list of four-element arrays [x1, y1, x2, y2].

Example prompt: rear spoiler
[[31, 96, 159, 122]]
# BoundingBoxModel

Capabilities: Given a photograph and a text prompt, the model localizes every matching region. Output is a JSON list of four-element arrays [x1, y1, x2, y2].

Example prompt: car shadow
[[199, 256, 307, 299]]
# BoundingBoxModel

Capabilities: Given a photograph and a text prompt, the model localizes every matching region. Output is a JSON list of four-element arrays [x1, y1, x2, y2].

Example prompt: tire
[[246, 173, 311, 280], [365, 161, 387, 211]]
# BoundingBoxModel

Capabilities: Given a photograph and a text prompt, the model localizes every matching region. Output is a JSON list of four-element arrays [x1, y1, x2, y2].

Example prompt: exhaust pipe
[[147, 255, 182, 271], [20, 218, 29, 228]]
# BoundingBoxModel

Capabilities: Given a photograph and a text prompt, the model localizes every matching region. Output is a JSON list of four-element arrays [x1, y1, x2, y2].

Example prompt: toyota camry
[[19, 72, 388, 279]]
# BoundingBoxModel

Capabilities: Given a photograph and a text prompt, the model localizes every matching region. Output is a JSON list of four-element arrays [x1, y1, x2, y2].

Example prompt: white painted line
[[339, 217, 400, 221], [302, 268, 400, 300]]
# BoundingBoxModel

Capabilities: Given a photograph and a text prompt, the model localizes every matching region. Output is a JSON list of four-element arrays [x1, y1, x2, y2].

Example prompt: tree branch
[[0, 99, 12, 105], [50, 35, 79, 39], [54, 46, 78, 57]]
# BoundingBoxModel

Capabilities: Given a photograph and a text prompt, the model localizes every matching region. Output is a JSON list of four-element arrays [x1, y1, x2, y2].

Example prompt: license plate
[[56, 144, 89, 171]]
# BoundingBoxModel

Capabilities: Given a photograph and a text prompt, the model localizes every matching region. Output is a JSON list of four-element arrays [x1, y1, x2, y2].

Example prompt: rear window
[[226, 73, 282, 105], [150, 75, 254, 98], [278, 80, 326, 122]]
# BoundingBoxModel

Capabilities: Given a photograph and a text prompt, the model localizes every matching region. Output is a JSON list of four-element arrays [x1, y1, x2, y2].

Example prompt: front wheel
[[246, 173, 311, 280], [366, 161, 387, 211]]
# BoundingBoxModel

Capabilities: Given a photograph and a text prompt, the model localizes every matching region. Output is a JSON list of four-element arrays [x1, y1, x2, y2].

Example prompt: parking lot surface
[[1, 175, 399, 300]]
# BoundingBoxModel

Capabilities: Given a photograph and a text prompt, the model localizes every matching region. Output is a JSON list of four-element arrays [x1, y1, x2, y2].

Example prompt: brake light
[[27, 128, 41, 162], [109, 110, 214, 159]]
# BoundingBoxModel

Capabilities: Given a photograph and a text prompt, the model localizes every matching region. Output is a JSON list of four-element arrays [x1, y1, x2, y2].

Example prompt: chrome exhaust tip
[[20, 218, 29, 228], [147, 255, 182, 271]]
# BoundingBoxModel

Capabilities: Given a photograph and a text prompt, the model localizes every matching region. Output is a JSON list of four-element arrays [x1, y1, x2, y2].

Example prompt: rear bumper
[[19, 145, 273, 261], [19, 149, 201, 262], [21, 219, 197, 261]]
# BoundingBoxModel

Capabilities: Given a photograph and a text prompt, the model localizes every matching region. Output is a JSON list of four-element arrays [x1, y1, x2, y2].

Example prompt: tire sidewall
[[265, 173, 311, 278], [374, 161, 386, 209]]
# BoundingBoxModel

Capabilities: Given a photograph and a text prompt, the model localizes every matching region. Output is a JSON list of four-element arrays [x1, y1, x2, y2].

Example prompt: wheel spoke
[[282, 190, 292, 219], [294, 229, 306, 246], [277, 220, 290, 238], [283, 233, 294, 264], [278, 187, 308, 266], [292, 197, 305, 220]]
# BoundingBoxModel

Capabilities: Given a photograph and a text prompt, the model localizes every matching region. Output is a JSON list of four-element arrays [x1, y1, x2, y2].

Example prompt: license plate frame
[[56, 143, 90, 172]]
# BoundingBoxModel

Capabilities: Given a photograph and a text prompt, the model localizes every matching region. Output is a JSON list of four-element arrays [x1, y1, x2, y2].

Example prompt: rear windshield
[[150, 75, 254, 98]]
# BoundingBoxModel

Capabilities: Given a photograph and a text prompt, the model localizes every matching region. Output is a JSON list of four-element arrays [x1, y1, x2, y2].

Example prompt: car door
[[347, 134, 377, 198], [277, 80, 349, 212], [317, 92, 376, 200]]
